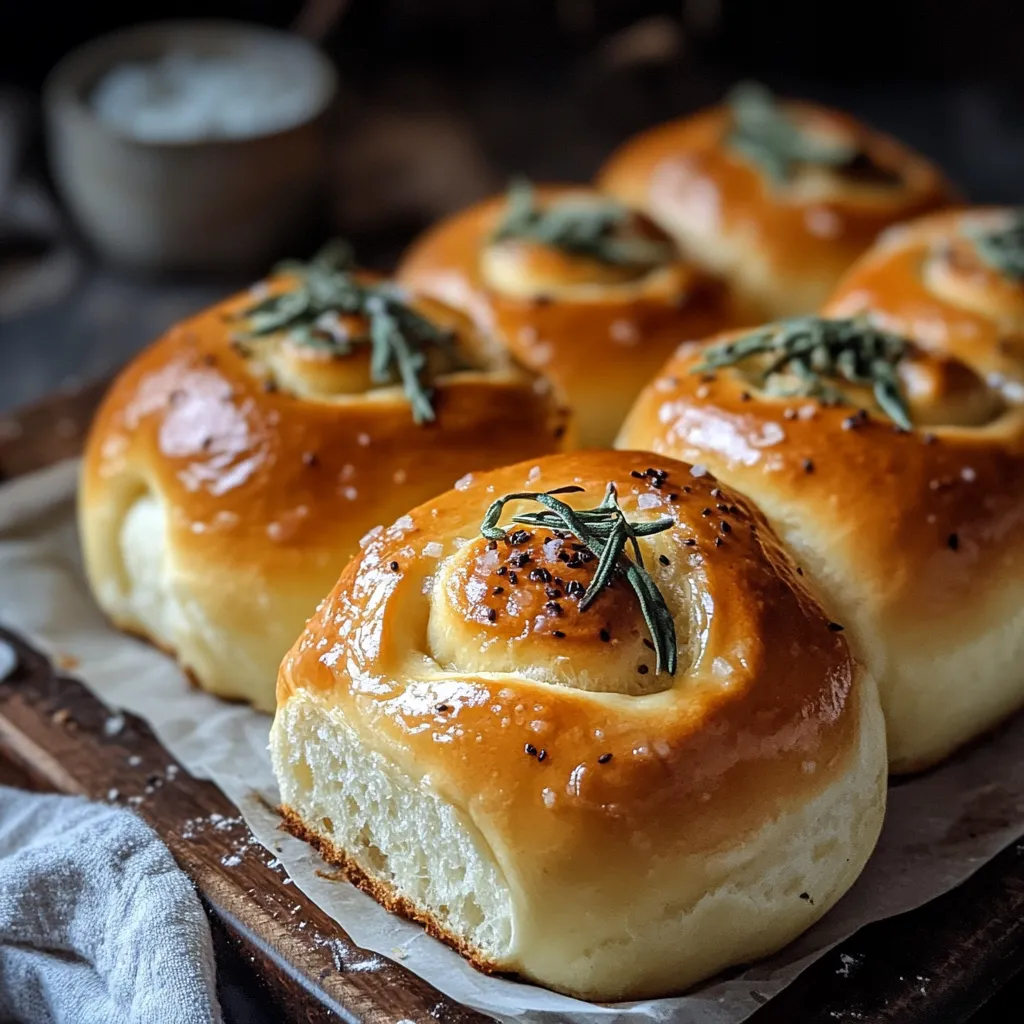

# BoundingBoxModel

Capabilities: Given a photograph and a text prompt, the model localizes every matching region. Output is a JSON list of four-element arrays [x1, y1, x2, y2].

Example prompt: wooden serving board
[[2, 383, 1024, 1024]]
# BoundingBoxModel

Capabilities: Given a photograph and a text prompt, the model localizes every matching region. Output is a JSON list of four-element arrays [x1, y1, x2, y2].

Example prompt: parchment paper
[[2, 459, 1023, 1023]]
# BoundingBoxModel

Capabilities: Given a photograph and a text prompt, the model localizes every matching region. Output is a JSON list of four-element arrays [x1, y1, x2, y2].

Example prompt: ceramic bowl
[[44, 20, 337, 273]]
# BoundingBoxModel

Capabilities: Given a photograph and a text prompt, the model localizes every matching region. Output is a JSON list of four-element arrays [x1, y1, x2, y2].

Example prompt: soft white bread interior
[[272, 680, 883, 999], [271, 451, 887, 1000]]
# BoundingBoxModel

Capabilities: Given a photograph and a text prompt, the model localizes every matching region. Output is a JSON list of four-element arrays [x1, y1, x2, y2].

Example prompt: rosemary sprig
[[968, 209, 1024, 279], [238, 241, 455, 424], [491, 178, 674, 267], [480, 484, 678, 674], [726, 81, 863, 183], [692, 316, 912, 429]]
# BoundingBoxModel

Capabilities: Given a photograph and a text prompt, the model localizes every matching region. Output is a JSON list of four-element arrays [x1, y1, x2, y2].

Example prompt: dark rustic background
[[2, 0, 1024, 414]]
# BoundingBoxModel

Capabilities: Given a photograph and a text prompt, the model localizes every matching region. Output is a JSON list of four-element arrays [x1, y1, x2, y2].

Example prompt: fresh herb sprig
[[491, 179, 673, 267], [726, 81, 862, 183], [692, 316, 912, 429], [968, 209, 1024, 280], [480, 483, 678, 674], [239, 241, 455, 424]]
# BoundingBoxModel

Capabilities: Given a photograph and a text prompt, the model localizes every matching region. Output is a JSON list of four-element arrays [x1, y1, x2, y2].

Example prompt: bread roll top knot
[[921, 210, 1024, 329], [825, 208, 1024, 393], [723, 82, 909, 202], [480, 181, 685, 298], [689, 316, 1005, 432], [428, 487, 683, 695], [230, 242, 507, 417]]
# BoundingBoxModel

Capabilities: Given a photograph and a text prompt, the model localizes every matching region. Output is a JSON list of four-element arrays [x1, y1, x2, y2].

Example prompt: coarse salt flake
[[359, 525, 383, 548]]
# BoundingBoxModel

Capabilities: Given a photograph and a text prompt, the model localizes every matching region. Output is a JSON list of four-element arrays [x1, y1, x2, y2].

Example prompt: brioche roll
[[270, 450, 886, 1000], [79, 248, 570, 711], [397, 182, 736, 447], [825, 207, 1024, 397], [618, 317, 1024, 772], [598, 83, 955, 322]]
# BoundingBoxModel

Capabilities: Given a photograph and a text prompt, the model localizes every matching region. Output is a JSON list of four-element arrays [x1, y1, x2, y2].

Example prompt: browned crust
[[113, 620, 202, 689], [110, 616, 278, 711], [278, 804, 505, 976]]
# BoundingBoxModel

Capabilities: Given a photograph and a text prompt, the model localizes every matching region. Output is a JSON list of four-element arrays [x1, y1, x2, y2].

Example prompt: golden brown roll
[[270, 450, 886, 1000], [396, 181, 736, 447], [79, 244, 571, 711], [825, 207, 1024, 395], [598, 82, 955, 322], [617, 315, 1024, 773]]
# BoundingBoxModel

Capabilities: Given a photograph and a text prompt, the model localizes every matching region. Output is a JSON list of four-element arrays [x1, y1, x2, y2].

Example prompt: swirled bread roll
[[825, 207, 1024, 397], [396, 181, 736, 447], [79, 244, 570, 711], [598, 83, 955, 322], [270, 450, 886, 1000], [617, 316, 1024, 772]]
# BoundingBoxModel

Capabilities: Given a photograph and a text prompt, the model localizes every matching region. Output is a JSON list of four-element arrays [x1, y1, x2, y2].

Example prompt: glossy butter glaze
[[80, 272, 571, 708], [825, 207, 1024, 391], [278, 450, 861, 855], [618, 325, 1024, 770], [273, 449, 885, 998], [397, 185, 737, 447], [599, 102, 955, 321]]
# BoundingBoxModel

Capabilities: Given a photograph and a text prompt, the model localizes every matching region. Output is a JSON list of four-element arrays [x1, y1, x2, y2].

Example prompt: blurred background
[[1, 0, 1024, 412]]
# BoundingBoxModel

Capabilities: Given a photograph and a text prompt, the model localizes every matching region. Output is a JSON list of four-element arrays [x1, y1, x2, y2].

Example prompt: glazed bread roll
[[825, 207, 1024, 395], [80, 244, 570, 711], [271, 450, 886, 1000], [618, 316, 1024, 773], [598, 83, 955, 322], [397, 181, 736, 447]]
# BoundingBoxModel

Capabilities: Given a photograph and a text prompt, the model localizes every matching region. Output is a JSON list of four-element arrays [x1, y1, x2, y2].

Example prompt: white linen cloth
[[0, 768, 221, 1024]]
